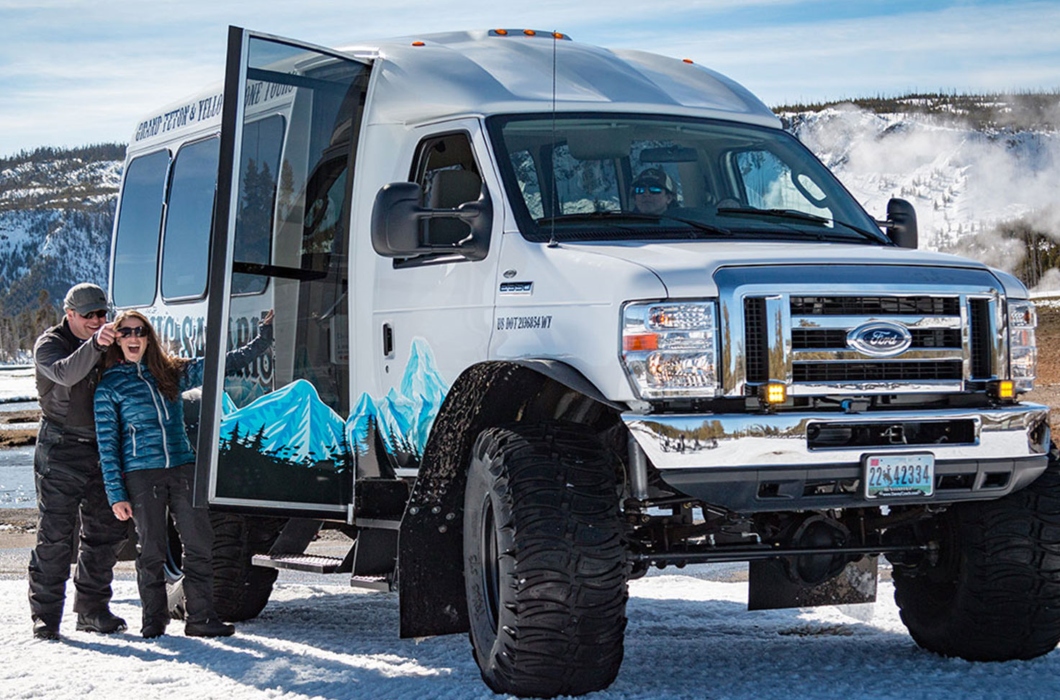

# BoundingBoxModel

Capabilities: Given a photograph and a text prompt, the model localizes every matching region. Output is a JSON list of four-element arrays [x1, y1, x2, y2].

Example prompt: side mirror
[[885, 198, 918, 249], [371, 182, 492, 261]]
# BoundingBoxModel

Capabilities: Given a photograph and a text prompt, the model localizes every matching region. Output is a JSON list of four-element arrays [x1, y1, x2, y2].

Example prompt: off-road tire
[[892, 459, 1060, 660], [166, 512, 286, 622], [463, 422, 629, 698]]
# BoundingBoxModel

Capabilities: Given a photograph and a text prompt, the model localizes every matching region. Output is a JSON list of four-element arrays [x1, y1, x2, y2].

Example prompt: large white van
[[110, 26, 1057, 697]]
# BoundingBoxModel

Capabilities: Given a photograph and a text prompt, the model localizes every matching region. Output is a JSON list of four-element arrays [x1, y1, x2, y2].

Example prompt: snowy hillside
[[784, 103, 1060, 288], [0, 146, 122, 320]]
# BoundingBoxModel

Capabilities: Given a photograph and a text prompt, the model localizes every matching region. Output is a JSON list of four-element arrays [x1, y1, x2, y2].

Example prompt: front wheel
[[463, 422, 629, 698], [892, 458, 1060, 660]]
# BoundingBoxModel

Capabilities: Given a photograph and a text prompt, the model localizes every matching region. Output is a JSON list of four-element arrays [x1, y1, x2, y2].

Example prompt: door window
[[412, 132, 483, 248]]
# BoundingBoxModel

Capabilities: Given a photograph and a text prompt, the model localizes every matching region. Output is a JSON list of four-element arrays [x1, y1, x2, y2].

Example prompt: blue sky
[[2, 0, 1059, 157]]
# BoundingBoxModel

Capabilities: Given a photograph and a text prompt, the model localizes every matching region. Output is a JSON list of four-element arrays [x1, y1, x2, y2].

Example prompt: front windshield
[[488, 113, 888, 245]]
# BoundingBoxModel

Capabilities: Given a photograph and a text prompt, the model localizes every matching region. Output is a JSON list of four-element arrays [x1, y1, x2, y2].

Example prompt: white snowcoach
[[109, 26, 1057, 697]]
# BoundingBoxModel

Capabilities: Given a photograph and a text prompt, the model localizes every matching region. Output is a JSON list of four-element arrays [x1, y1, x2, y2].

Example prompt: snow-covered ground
[[0, 566, 1056, 700], [0, 365, 35, 402]]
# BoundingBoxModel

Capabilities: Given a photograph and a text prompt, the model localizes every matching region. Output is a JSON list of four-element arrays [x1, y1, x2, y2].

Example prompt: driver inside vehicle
[[629, 167, 676, 216]]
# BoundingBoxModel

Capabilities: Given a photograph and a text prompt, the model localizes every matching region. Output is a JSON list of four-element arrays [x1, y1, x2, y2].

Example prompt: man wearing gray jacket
[[28, 283, 129, 640]]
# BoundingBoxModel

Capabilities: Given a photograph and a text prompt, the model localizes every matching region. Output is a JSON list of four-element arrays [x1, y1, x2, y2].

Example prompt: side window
[[232, 115, 286, 295], [112, 150, 170, 308], [161, 136, 219, 301], [413, 133, 482, 247]]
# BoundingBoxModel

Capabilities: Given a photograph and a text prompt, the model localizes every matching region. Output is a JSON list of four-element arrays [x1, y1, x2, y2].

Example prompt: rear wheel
[[892, 457, 1060, 660], [166, 512, 286, 622], [210, 513, 286, 621], [463, 422, 629, 698]]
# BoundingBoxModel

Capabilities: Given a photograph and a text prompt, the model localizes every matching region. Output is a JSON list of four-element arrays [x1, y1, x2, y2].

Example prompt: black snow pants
[[28, 421, 129, 629], [126, 463, 218, 628]]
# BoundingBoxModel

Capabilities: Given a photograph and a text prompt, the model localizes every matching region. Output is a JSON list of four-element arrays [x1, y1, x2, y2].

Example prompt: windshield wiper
[[537, 211, 662, 226], [716, 207, 888, 243], [717, 207, 830, 224], [536, 211, 732, 237], [659, 213, 732, 236]]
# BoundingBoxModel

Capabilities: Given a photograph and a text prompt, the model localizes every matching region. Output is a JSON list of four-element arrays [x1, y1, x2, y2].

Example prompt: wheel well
[[397, 361, 622, 638]]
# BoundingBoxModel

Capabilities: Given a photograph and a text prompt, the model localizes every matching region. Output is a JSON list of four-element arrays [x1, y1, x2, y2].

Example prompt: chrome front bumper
[[623, 403, 1050, 470], [623, 403, 1051, 512]]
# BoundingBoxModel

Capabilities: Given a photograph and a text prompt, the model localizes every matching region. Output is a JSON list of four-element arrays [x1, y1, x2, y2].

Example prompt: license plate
[[863, 453, 935, 499]]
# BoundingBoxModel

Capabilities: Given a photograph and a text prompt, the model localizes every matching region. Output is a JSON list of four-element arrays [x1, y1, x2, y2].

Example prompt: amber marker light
[[990, 380, 1016, 400], [524, 29, 537, 36], [623, 334, 659, 352], [683, 58, 694, 64], [495, 29, 509, 35], [761, 383, 787, 405], [411, 41, 425, 47]]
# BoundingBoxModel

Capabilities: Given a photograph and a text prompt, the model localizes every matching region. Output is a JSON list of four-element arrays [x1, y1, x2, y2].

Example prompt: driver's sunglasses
[[79, 310, 109, 320], [117, 326, 147, 338], [633, 185, 665, 195]]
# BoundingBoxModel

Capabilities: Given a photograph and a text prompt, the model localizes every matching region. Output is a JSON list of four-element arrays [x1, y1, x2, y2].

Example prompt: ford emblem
[[847, 321, 912, 357]]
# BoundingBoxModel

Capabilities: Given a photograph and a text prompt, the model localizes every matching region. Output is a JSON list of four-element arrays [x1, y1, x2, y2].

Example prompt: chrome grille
[[789, 295, 959, 316], [716, 265, 1004, 397], [792, 360, 964, 382]]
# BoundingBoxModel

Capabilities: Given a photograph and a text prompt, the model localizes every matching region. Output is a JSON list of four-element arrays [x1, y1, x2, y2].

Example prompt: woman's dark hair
[[103, 310, 190, 402]]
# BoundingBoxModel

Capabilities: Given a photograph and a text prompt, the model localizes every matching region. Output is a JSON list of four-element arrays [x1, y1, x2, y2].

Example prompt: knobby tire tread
[[893, 462, 1060, 661], [464, 422, 629, 698]]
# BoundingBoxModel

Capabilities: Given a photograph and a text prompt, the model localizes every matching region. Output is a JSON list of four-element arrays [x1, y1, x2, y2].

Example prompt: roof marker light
[[495, 29, 509, 36], [411, 41, 425, 47], [683, 58, 694, 64], [524, 29, 537, 36]]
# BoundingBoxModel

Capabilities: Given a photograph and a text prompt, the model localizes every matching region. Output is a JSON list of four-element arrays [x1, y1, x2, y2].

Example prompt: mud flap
[[748, 556, 878, 611]]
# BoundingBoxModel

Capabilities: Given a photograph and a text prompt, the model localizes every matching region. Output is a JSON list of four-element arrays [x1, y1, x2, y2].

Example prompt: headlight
[[1008, 299, 1037, 393], [621, 300, 719, 399]]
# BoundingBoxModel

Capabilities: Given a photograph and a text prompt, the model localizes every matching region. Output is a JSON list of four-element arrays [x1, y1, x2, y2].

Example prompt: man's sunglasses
[[117, 326, 148, 338], [632, 185, 665, 195], [79, 310, 109, 320]]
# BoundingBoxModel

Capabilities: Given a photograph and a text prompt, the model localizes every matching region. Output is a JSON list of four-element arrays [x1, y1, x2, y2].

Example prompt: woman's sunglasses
[[117, 326, 148, 338]]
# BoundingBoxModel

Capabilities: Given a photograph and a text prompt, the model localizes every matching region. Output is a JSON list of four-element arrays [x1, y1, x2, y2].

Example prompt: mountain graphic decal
[[345, 337, 449, 468], [213, 338, 447, 503], [215, 379, 351, 504]]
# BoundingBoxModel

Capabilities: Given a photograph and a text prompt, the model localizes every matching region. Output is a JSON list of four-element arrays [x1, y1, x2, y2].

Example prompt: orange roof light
[[490, 28, 570, 40], [411, 41, 425, 47], [683, 58, 694, 64]]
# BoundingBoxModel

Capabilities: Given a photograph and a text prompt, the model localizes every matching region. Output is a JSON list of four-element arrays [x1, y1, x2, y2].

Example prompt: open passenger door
[[195, 26, 371, 517]]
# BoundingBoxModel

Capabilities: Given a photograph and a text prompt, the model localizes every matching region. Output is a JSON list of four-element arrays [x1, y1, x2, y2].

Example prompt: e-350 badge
[[499, 281, 533, 295]]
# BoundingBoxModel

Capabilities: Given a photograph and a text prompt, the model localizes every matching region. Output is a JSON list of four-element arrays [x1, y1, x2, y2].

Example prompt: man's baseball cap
[[63, 283, 110, 316], [632, 167, 675, 193]]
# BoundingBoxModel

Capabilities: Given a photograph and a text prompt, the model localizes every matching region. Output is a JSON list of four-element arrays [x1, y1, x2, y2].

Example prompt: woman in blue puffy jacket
[[93, 309, 273, 639]]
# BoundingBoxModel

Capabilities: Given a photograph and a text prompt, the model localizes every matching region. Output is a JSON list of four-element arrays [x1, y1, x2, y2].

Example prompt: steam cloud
[[788, 104, 1060, 290]]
